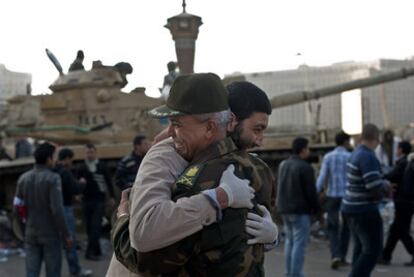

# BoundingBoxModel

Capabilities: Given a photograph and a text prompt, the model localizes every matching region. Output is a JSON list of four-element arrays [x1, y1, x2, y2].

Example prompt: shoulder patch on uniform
[[176, 165, 203, 187], [186, 166, 200, 177]]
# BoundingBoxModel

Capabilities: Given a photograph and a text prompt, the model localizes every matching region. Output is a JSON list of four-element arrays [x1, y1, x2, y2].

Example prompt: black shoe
[[85, 254, 101, 261], [377, 258, 391, 265], [331, 258, 341, 270]]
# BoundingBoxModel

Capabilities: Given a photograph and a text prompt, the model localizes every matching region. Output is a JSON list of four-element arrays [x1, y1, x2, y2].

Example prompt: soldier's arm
[[129, 139, 217, 252]]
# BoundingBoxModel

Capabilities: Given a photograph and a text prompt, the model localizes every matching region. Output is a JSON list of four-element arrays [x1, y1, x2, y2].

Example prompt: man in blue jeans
[[14, 142, 72, 277], [277, 137, 320, 277], [55, 148, 92, 277], [316, 131, 351, 269], [342, 124, 389, 277]]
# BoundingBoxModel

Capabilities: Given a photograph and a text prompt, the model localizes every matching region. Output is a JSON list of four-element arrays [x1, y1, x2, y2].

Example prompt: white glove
[[246, 204, 278, 244], [219, 164, 254, 209]]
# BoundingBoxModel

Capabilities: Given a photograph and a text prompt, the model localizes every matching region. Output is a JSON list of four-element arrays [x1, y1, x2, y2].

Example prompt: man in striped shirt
[[341, 124, 389, 277], [316, 131, 351, 269]]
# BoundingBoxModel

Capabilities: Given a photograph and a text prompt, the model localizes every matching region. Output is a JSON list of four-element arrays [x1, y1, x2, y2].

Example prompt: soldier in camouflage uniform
[[111, 74, 277, 276]]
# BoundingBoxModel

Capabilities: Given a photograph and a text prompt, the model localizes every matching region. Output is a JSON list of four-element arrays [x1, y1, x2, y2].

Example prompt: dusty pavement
[[0, 236, 412, 277]]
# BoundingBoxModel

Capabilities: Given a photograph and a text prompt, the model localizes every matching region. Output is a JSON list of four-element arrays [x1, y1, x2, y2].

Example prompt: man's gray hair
[[193, 109, 231, 132]]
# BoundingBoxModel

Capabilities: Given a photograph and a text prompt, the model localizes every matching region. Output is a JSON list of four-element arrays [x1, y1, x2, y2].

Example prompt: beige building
[[225, 58, 414, 134], [0, 64, 31, 108]]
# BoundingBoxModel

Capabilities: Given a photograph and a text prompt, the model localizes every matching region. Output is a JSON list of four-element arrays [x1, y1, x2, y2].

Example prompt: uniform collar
[[190, 137, 239, 166]]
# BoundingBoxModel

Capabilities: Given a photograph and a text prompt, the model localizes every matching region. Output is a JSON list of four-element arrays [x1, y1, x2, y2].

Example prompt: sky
[[1, 0, 414, 97]]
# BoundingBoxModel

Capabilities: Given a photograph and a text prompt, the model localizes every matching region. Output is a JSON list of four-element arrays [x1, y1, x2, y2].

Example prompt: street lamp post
[[165, 1, 203, 74]]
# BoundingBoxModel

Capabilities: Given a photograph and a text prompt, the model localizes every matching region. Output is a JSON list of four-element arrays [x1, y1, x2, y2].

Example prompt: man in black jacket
[[78, 143, 115, 261], [277, 137, 320, 277], [114, 135, 149, 191], [55, 148, 92, 276], [380, 141, 414, 266]]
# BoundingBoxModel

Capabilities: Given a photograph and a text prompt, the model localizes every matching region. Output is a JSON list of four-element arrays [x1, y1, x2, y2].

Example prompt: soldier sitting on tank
[[68, 50, 85, 72], [114, 62, 133, 88], [161, 61, 179, 99]]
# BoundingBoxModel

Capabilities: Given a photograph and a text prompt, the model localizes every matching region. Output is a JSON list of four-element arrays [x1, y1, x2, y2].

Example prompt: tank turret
[[1, 49, 164, 145]]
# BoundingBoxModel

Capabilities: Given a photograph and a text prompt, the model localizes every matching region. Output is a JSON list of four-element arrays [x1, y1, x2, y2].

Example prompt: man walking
[[78, 143, 115, 260], [380, 141, 414, 265], [342, 123, 388, 277], [316, 131, 351, 269], [14, 142, 72, 277], [55, 148, 92, 277], [277, 137, 320, 277], [114, 135, 149, 191]]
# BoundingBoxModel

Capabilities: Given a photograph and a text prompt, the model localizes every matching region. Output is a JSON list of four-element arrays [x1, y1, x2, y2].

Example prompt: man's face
[[85, 147, 97, 161], [62, 157, 73, 167], [135, 139, 150, 156], [301, 146, 310, 160], [167, 115, 210, 161], [232, 112, 269, 149]]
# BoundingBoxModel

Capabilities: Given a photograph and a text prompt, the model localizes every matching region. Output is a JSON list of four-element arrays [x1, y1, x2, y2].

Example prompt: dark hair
[[361, 123, 380, 141], [398, 141, 412, 155], [292, 137, 309, 155], [85, 143, 96, 150], [34, 142, 56, 165], [227, 81, 272, 121], [58, 148, 74, 161], [133, 135, 146, 146], [335, 131, 351, 146]]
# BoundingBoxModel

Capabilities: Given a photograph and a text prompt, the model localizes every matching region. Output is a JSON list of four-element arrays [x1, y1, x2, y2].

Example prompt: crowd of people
[[2, 72, 413, 277], [7, 135, 150, 276]]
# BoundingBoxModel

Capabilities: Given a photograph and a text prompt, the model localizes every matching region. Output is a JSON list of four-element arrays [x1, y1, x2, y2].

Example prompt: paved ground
[[0, 236, 412, 276]]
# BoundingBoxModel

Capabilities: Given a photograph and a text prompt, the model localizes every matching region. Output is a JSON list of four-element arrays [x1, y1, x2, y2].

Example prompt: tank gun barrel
[[270, 67, 414, 109], [45, 48, 64, 75]]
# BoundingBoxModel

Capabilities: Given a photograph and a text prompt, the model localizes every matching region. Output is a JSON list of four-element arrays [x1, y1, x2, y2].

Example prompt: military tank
[[1, 49, 163, 145], [0, 50, 165, 208]]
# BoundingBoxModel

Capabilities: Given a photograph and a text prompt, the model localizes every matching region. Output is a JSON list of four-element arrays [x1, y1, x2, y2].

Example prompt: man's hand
[[218, 164, 254, 209], [117, 188, 131, 218], [246, 204, 278, 245]]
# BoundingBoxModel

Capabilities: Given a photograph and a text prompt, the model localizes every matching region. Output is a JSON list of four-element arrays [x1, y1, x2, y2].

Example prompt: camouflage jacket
[[112, 137, 275, 277]]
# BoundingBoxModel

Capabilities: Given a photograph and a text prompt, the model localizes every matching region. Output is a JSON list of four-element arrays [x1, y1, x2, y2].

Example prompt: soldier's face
[[85, 147, 97, 161], [167, 115, 210, 161], [232, 112, 268, 149]]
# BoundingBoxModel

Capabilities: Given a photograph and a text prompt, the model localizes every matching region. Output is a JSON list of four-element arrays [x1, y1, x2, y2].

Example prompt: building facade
[[0, 64, 31, 109], [225, 59, 414, 133]]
